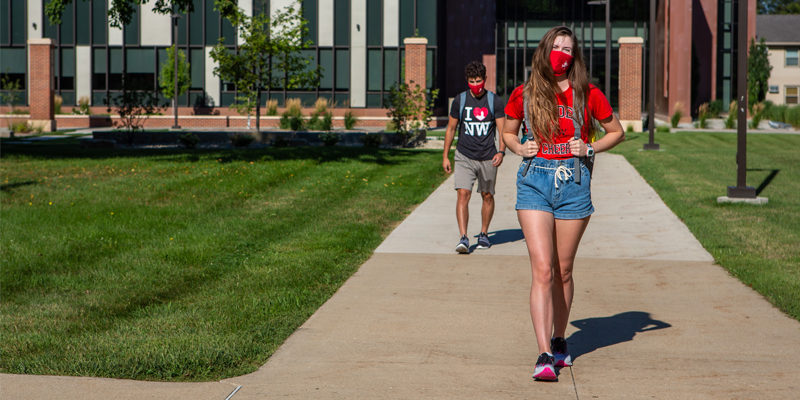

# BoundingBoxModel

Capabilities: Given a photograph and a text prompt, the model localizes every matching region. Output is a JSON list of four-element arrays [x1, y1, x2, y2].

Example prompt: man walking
[[443, 61, 506, 253]]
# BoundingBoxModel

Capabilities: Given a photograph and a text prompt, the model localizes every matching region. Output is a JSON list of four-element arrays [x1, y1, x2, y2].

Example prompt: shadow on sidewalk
[[567, 311, 671, 360], [485, 229, 525, 245]]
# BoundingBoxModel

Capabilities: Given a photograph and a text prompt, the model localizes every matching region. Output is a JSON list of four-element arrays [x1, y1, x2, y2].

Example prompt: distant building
[[757, 14, 800, 106], [0, 0, 757, 130]]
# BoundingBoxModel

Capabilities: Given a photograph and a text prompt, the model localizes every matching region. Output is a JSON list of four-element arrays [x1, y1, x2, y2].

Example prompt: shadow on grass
[[1, 181, 37, 191], [0, 142, 433, 167], [566, 311, 671, 361], [748, 169, 780, 196]]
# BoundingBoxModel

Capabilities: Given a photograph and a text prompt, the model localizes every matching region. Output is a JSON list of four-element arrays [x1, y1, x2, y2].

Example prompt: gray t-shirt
[[450, 91, 506, 161]]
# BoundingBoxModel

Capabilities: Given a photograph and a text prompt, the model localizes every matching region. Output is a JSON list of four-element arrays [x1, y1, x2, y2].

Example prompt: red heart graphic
[[474, 107, 489, 121]]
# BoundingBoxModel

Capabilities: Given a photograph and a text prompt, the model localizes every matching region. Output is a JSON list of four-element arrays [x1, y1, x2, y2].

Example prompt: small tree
[[159, 45, 191, 113], [114, 74, 164, 145], [386, 81, 439, 147], [1, 75, 22, 137], [211, 0, 320, 131], [748, 38, 772, 112]]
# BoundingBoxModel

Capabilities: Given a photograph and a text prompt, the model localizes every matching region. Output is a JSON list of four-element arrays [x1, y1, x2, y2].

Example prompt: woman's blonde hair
[[524, 26, 594, 145]]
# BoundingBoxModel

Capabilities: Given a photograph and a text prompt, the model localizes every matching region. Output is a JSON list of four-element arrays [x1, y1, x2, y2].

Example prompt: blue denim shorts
[[515, 157, 594, 219]]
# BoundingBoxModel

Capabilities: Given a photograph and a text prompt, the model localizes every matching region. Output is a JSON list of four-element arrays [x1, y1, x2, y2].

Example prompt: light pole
[[588, 0, 610, 96], [643, 0, 659, 150], [727, 0, 756, 198], [171, 14, 181, 130]]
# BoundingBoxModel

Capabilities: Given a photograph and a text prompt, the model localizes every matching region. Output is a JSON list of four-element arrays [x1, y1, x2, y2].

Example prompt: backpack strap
[[487, 90, 495, 117], [457, 91, 467, 132]]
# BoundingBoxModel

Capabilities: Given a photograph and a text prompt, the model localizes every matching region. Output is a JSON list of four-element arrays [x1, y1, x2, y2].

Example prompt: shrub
[[724, 100, 738, 129], [11, 121, 30, 133], [764, 103, 788, 123], [670, 102, 683, 128], [344, 110, 358, 129], [360, 133, 382, 148], [272, 135, 289, 147], [696, 103, 710, 129], [313, 97, 329, 115], [749, 102, 764, 129], [279, 98, 305, 131], [656, 124, 670, 133], [626, 124, 634, 133], [72, 96, 91, 115], [786, 105, 800, 128], [230, 133, 254, 147], [266, 99, 279, 116], [179, 132, 200, 149], [319, 131, 340, 146], [54, 94, 63, 114], [708, 100, 723, 118]]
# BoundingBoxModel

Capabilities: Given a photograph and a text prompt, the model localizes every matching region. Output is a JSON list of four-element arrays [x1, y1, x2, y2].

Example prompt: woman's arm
[[502, 117, 540, 158], [569, 113, 625, 157]]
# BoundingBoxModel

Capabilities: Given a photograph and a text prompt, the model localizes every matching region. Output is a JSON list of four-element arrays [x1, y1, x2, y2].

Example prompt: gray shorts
[[454, 149, 498, 195]]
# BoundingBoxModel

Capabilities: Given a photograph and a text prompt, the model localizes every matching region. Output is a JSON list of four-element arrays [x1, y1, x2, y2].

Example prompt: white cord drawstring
[[554, 165, 572, 189]]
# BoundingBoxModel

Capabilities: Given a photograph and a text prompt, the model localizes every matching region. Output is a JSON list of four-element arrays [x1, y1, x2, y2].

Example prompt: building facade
[[1, 0, 758, 128], [757, 14, 800, 106]]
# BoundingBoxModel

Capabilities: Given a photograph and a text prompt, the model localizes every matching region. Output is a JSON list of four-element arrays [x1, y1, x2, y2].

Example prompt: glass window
[[334, 0, 349, 46], [787, 49, 799, 67], [303, 0, 318, 45], [76, 0, 90, 44], [206, 0, 219, 45], [335, 49, 349, 90], [269, 93, 285, 107], [367, 49, 382, 91], [59, 48, 75, 90], [109, 48, 123, 90], [384, 49, 397, 91], [93, 0, 107, 44], [44, 0, 58, 40], [177, 10, 187, 46], [367, 0, 381, 47], [190, 49, 205, 89], [769, 86, 779, 94], [127, 48, 156, 88], [93, 48, 107, 90], [786, 87, 799, 105], [367, 93, 381, 107], [319, 49, 333, 90], [190, 7, 203, 45], [124, 5, 139, 45], [416, 0, 436, 45], [0, 48, 26, 90], [399, 0, 414, 42], [60, 1, 75, 45], [426, 49, 434, 89], [0, 0, 8, 44], [222, 17, 236, 46], [335, 93, 349, 107], [11, 0, 26, 45]]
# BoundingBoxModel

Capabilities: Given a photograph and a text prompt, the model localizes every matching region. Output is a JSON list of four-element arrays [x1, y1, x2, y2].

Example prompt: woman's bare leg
[[518, 209, 556, 355], [552, 216, 590, 338]]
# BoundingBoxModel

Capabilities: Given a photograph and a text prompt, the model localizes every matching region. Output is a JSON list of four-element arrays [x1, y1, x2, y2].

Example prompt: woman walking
[[501, 26, 624, 381]]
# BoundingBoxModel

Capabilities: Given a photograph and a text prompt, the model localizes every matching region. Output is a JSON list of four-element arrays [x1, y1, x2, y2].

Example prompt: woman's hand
[[520, 139, 540, 158], [568, 138, 587, 157]]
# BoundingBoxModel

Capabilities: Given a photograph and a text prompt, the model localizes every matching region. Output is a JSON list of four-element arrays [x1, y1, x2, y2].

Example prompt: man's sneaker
[[532, 353, 557, 381], [455, 235, 470, 253], [551, 337, 573, 367], [477, 232, 491, 249]]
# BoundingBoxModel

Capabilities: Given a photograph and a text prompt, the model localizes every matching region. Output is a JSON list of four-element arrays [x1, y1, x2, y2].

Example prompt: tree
[[1, 75, 23, 137], [114, 74, 165, 145], [210, 0, 320, 131], [386, 81, 439, 147], [747, 37, 772, 111], [45, 0, 195, 28], [758, 0, 800, 14], [158, 45, 191, 110]]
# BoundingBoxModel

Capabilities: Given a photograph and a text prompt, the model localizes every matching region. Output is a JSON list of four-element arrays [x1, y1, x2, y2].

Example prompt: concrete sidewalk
[[3, 153, 799, 399]]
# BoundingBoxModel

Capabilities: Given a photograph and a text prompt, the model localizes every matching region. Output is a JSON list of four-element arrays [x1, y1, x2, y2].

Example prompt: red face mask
[[468, 81, 485, 96], [550, 50, 574, 76]]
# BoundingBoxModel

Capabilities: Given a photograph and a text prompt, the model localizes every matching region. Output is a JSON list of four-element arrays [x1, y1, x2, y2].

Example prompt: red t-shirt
[[504, 84, 613, 160]]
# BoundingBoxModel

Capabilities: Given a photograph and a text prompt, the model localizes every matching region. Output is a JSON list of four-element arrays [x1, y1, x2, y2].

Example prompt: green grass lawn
[[610, 131, 800, 321], [1, 139, 450, 381]]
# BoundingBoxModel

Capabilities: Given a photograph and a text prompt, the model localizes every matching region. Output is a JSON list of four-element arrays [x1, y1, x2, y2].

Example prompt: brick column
[[28, 38, 56, 131], [618, 37, 643, 132], [404, 37, 427, 89], [482, 54, 496, 93]]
